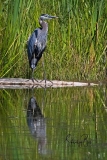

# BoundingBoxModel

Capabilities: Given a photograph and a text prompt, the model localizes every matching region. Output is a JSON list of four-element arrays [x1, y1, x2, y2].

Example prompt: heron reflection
[[27, 97, 47, 155]]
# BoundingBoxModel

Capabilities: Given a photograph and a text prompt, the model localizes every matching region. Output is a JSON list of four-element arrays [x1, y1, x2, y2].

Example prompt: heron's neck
[[39, 20, 48, 32]]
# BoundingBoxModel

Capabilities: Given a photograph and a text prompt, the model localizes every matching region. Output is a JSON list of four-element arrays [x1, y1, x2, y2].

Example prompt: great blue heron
[[27, 14, 58, 82]]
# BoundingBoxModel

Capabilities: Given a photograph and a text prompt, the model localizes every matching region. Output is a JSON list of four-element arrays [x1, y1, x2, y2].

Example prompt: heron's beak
[[48, 15, 58, 19]]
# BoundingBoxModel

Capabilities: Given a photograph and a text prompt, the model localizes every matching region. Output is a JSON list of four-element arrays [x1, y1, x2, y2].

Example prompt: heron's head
[[40, 14, 58, 20]]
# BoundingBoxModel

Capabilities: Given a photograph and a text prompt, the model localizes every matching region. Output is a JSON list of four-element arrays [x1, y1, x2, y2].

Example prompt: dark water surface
[[0, 86, 107, 160]]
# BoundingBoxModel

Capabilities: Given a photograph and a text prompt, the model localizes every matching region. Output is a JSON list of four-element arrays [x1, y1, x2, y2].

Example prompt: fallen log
[[0, 78, 98, 89]]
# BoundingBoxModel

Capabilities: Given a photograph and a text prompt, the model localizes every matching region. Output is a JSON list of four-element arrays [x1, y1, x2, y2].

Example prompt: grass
[[0, 0, 107, 80]]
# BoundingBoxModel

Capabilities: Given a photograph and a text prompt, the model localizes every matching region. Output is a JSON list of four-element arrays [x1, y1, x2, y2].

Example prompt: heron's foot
[[32, 78, 34, 83], [25, 79, 31, 82], [25, 78, 39, 84], [48, 80, 53, 86], [39, 79, 53, 86], [31, 78, 39, 83]]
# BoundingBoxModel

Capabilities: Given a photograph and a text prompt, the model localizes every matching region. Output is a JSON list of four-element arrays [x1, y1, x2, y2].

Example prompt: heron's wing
[[27, 28, 47, 61], [35, 29, 47, 56], [27, 30, 38, 61]]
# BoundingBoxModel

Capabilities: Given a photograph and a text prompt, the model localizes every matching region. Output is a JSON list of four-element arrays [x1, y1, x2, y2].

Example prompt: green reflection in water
[[0, 86, 107, 160]]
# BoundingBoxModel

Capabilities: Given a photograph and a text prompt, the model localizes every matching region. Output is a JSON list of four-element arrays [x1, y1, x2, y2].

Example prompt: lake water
[[0, 85, 107, 160]]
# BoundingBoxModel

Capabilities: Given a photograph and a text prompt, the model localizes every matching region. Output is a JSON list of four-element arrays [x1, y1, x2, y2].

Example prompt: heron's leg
[[32, 69, 34, 82], [31, 69, 38, 83], [40, 54, 53, 86], [42, 54, 46, 83], [39, 54, 46, 83]]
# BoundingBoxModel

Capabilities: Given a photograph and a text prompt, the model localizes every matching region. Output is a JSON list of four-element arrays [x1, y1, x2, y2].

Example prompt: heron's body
[[27, 21, 48, 69], [27, 14, 58, 81]]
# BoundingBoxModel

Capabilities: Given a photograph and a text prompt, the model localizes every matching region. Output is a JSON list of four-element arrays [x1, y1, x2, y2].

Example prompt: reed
[[0, 0, 107, 80]]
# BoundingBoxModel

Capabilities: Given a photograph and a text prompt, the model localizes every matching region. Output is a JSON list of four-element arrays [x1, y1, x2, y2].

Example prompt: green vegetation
[[0, 0, 107, 80]]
